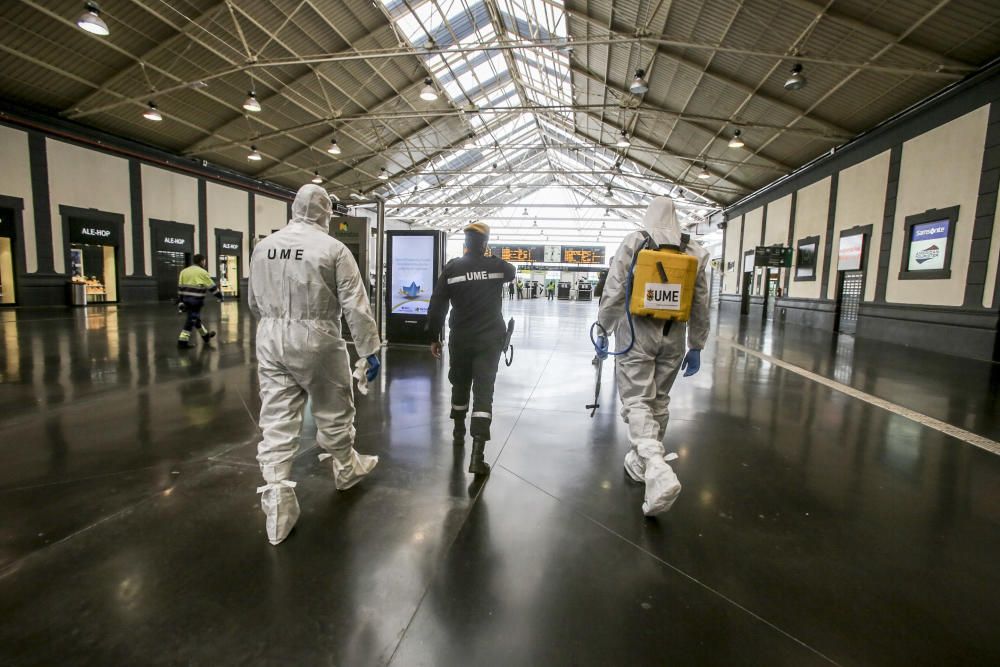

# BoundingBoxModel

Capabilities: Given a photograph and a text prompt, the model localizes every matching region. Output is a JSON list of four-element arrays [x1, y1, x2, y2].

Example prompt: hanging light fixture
[[616, 130, 631, 148], [784, 64, 807, 91], [629, 69, 648, 95], [697, 165, 711, 179], [522, 208, 529, 216], [243, 91, 261, 112], [464, 134, 476, 149], [77, 2, 109, 36], [419, 78, 438, 102], [378, 167, 390, 180], [326, 137, 341, 155], [142, 102, 162, 122], [728, 129, 744, 148], [247, 145, 262, 161], [604, 185, 613, 199], [311, 171, 323, 184]]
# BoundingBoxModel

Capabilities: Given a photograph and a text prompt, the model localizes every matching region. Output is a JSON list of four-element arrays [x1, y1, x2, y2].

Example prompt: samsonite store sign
[[69, 218, 119, 245]]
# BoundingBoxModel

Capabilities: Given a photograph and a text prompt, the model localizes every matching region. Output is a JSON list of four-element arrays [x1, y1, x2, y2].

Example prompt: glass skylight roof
[[377, 0, 714, 241]]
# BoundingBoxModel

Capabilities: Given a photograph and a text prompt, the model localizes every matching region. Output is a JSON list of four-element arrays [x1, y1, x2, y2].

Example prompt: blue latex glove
[[681, 349, 701, 377], [595, 334, 609, 360], [366, 354, 381, 381]]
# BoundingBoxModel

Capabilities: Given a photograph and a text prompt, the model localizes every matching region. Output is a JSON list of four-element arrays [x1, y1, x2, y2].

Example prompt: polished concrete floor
[[1, 298, 998, 666]]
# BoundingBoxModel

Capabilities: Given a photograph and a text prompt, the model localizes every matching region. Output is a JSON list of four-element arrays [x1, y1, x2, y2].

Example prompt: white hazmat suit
[[597, 197, 710, 516], [248, 184, 381, 545]]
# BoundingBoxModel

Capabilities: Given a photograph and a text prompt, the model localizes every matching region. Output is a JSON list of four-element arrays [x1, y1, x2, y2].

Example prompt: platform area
[[1, 299, 998, 666]]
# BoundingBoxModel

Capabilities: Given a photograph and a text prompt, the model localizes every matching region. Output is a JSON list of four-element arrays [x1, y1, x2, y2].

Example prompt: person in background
[[427, 223, 516, 476], [177, 254, 222, 349], [515, 278, 523, 299], [546, 281, 556, 300], [248, 184, 382, 545], [508, 280, 515, 300]]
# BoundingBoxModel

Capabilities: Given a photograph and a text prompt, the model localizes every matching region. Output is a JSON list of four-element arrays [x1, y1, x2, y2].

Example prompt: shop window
[[0, 206, 16, 304], [899, 206, 959, 280], [71, 244, 117, 303]]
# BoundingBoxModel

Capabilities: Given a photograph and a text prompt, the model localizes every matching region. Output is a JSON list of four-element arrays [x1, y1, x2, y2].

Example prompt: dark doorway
[[836, 271, 864, 335], [765, 270, 779, 319], [154, 250, 188, 300], [740, 271, 752, 314], [150, 220, 195, 301]]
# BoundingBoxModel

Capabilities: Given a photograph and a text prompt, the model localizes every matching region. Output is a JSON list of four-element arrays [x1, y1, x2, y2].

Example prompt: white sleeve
[[333, 246, 381, 357]]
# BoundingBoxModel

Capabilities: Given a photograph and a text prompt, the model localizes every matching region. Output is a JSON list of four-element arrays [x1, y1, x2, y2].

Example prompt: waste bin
[[69, 283, 86, 306]]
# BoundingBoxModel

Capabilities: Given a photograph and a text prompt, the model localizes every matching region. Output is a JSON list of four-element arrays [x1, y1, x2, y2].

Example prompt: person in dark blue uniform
[[428, 223, 516, 476]]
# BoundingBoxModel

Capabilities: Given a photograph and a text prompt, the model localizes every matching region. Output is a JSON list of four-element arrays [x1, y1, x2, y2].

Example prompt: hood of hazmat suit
[[248, 184, 381, 544], [596, 196, 710, 516]]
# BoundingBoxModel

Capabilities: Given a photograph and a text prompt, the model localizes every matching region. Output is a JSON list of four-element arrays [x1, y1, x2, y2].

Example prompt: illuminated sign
[[487, 245, 544, 262], [561, 246, 606, 265], [907, 220, 948, 271]]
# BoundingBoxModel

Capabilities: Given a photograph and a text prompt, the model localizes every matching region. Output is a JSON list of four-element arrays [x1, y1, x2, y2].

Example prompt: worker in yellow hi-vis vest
[[177, 254, 223, 348]]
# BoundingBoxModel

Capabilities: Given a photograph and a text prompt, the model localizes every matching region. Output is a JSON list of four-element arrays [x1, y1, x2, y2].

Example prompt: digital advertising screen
[[390, 234, 435, 316], [907, 219, 948, 271], [561, 246, 606, 265]]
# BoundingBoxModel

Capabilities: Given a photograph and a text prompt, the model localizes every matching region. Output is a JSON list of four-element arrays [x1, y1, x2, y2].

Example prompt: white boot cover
[[257, 480, 300, 545]]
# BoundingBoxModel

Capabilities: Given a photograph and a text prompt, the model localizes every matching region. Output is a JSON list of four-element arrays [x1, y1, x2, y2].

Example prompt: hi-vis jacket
[[177, 265, 221, 302], [427, 252, 516, 341]]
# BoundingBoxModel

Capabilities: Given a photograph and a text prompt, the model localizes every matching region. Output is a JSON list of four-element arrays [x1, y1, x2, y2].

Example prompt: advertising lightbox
[[838, 234, 864, 271], [907, 219, 948, 271], [389, 234, 434, 316]]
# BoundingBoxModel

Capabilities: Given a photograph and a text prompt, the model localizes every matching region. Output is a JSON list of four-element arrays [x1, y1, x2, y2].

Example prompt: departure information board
[[561, 246, 606, 265], [487, 245, 544, 262]]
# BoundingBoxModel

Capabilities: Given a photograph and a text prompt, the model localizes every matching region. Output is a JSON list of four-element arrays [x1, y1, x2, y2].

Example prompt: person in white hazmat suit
[[248, 184, 382, 545], [595, 196, 710, 516]]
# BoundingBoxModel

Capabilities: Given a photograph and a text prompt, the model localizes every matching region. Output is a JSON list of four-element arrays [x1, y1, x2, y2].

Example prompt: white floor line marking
[[722, 339, 1000, 457]]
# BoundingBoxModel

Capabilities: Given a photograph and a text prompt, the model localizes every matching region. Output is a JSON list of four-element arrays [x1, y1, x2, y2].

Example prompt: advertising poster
[[796, 242, 816, 278], [838, 234, 864, 271], [908, 219, 948, 271], [390, 235, 434, 315]]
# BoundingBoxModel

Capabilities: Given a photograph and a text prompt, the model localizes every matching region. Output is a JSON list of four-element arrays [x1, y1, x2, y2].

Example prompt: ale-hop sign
[[643, 282, 682, 310]]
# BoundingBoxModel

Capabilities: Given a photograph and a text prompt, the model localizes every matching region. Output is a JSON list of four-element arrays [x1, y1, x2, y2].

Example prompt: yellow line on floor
[[722, 339, 1000, 457]]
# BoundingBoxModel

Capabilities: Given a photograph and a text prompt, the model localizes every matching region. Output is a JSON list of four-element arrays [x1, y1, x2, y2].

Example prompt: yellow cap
[[464, 222, 490, 236]]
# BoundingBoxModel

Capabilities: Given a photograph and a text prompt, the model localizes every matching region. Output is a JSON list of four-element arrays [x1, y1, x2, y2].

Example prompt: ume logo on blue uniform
[[643, 283, 682, 310]]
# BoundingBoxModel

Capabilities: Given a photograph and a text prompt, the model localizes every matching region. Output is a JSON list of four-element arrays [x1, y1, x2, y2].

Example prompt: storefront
[[215, 229, 243, 298], [0, 204, 17, 305], [150, 219, 195, 301], [66, 213, 122, 304]]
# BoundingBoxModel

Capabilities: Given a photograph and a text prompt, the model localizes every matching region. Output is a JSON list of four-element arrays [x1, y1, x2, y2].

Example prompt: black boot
[[468, 438, 491, 476], [201, 330, 217, 344], [453, 420, 466, 447]]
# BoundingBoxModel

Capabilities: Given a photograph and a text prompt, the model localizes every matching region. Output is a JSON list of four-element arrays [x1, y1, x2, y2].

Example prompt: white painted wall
[[0, 125, 35, 272], [985, 178, 1000, 308], [255, 195, 287, 238], [206, 182, 249, 269], [886, 106, 989, 306], [722, 215, 742, 294], [140, 165, 198, 276], [740, 208, 764, 293], [764, 195, 792, 247], [47, 139, 131, 275], [826, 150, 891, 300], [787, 177, 832, 300]]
